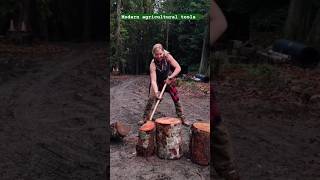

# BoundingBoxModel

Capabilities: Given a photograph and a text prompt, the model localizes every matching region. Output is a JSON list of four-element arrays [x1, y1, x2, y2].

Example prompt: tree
[[110, 0, 210, 74], [284, 0, 316, 41], [198, 20, 209, 75], [284, 0, 320, 50]]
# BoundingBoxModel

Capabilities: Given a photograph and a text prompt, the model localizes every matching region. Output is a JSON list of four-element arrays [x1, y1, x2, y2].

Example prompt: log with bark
[[190, 122, 210, 166], [110, 121, 131, 141], [155, 117, 183, 160], [136, 121, 156, 157]]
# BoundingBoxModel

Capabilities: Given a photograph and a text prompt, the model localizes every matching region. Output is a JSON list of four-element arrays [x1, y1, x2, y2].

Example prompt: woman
[[140, 43, 188, 126], [210, 1, 240, 180]]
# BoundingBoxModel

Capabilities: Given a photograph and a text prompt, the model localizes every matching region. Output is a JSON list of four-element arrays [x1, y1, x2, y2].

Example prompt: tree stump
[[155, 117, 183, 159], [136, 121, 156, 157], [190, 122, 210, 166]]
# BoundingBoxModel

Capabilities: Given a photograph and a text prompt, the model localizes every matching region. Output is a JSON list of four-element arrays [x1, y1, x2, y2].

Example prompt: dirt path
[[0, 43, 107, 180], [110, 76, 210, 180]]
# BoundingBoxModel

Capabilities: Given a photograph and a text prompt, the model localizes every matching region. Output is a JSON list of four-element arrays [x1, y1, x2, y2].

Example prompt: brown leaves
[[178, 79, 210, 98]]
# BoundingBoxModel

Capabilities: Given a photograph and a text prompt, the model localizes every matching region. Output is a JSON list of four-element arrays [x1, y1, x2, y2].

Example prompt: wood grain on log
[[155, 117, 183, 160], [136, 121, 156, 157], [190, 122, 210, 166]]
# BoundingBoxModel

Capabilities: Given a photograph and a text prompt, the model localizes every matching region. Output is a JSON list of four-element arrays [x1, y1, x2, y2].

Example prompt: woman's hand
[[156, 91, 163, 101], [164, 76, 175, 85], [164, 78, 172, 85]]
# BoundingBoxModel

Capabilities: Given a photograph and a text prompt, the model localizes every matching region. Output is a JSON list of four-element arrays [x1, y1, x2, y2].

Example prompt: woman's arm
[[166, 54, 181, 79], [210, 0, 228, 45]]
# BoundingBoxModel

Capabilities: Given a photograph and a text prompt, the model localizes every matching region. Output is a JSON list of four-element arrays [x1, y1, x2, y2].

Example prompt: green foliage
[[110, 0, 210, 74], [0, 0, 17, 17], [36, 0, 53, 20]]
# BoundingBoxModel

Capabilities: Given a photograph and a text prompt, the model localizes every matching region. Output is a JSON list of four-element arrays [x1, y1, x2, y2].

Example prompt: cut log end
[[139, 121, 155, 132], [155, 117, 181, 125], [136, 121, 156, 157], [193, 122, 210, 133]]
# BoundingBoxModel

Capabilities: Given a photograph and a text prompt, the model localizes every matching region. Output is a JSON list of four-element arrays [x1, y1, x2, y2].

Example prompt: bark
[[199, 24, 209, 75], [115, 0, 122, 72], [155, 117, 183, 159], [22, 0, 31, 31], [190, 122, 210, 166], [136, 121, 156, 157]]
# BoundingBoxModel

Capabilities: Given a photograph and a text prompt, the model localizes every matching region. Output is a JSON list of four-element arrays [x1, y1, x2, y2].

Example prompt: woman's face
[[154, 48, 164, 61]]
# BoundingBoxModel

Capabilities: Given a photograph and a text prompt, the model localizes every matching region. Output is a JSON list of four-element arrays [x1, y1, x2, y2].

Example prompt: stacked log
[[155, 117, 183, 159], [190, 122, 210, 166], [136, 121, 156, 157]]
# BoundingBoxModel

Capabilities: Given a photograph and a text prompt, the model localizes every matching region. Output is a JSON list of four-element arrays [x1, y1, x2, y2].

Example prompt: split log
[[136, 121, 156, 157], [155, 117, 183, 159], [190, 122, 210, 166], [110, 121, 131, 140]]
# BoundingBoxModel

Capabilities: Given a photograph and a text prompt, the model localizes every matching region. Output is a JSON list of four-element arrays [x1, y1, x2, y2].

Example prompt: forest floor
[[0, 42, 107, 179], [111, 62, 320, 179]]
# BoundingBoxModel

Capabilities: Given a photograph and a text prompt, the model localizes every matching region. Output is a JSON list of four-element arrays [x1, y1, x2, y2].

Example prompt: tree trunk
[[115, 0, 122, 72], [284, 0, 316, 41], [199, 25, 209, 75], [143, 0, 152, 74], [166, 21, 169, 50], [307, 8, 320, 49], [83, 0, 91, 41]]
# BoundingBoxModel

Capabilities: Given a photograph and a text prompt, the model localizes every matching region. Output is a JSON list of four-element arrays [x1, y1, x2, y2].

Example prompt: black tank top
[[154, 57, 171, 85]]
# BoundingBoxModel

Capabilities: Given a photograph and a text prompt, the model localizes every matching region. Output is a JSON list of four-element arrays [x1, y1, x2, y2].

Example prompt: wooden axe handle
[[149, 83, 167, 121]]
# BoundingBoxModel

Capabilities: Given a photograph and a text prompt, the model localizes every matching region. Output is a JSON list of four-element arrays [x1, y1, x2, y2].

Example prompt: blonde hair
[[152, 43, 169, 57]]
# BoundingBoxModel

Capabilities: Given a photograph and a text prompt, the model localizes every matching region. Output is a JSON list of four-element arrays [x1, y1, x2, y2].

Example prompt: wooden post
[[136, 121, 156, 157], [190, 122, 210, 166], [155, 117, 183, 159]]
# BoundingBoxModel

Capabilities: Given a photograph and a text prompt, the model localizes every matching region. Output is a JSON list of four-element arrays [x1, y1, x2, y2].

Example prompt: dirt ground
[[0, 43, 107, 179], [111, 63, 320, 179], [110, 75, 210, 180]]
